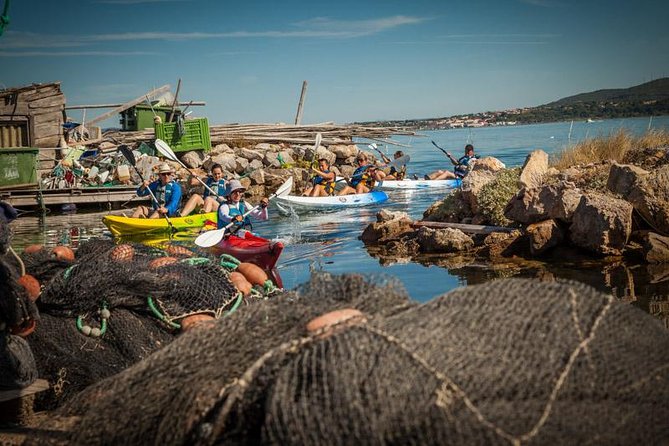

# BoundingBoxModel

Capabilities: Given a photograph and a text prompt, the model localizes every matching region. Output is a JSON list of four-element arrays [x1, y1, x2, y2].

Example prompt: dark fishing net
[[24, 238, 242, 409], [31, 275, 669, 445], [20, 249, 72, 284]]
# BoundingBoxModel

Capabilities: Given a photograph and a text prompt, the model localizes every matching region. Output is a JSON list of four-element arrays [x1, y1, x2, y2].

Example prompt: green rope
[[219, 254, 240, 266], [225, 293, 243, 315], [63, 264, 77, 281], [76, 303, 109, 337], [180, 257, 211, 266], [147, 296, 180, 329]]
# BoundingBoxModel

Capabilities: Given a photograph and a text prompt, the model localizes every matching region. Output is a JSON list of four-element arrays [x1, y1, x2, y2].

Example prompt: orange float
[[229, 271, 253, 296], [109, 244, 135, 262], [16, 274, 41, 302], [306, 308, 365, 335], [23, 244, 44, 254], [52, 245, 75, 262], [165, 245, 194, 258], [236, 262, 268, 286], [180, 313, 215, 331], [148, 256, 178, 269], [10, 318, 37, 337]]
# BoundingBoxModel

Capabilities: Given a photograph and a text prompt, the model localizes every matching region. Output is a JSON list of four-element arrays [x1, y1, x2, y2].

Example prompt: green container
[[0, 147, 38, 189], [120, 105, 179, 131], [154, 117, 211, 152]]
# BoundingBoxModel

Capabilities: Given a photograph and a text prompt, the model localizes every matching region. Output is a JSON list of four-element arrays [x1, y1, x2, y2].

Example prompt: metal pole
[[294, 80, 308, 125]]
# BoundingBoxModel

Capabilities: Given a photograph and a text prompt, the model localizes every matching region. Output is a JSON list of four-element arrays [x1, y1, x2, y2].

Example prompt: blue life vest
[[220, 201, 252, 231], [312, 169, 336, 194], [454, 155, 478, 178], [204, 177, 226, 199], [350, 165, 374, 188]]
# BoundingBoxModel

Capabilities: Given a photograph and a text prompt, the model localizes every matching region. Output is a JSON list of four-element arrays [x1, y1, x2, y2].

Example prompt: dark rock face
[[626, 165, 669, 236], [416, 227, 474, 253], [505, 184, 582, 225], [526, 219, 565, 255], [639, 231, 669, 263]]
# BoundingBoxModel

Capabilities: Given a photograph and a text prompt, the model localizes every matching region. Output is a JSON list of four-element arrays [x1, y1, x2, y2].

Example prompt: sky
[[1, 0, 668, 128]]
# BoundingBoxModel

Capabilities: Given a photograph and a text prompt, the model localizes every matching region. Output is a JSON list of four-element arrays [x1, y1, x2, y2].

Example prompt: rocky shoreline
[[361, 146, 669, 266]]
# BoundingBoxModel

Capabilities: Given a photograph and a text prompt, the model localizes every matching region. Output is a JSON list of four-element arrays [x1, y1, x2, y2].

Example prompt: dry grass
[[551, 129, 669, 169]]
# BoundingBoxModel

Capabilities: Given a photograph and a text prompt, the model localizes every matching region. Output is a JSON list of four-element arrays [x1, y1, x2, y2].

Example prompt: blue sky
[[1, 0, 668, 127]]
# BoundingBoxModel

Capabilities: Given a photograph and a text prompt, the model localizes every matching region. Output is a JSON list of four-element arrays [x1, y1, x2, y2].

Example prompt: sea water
[[8, 116, 669, 317]]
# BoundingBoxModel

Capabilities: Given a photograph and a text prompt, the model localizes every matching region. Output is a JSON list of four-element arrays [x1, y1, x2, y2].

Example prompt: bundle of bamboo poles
[[103, 122, 418, 148]]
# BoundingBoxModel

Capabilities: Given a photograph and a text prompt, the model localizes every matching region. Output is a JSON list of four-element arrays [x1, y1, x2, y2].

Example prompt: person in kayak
[[217, 179, 269, 235], [132, 163, 182, 218], [302, 158, 336, 197], [180, 163, 226, 216], [383, 150, 407, 180], [425, 144, 479, 180], [338, 152, 384, 195]]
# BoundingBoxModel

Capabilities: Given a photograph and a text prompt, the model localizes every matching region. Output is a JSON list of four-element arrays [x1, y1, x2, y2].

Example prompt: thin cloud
[[0, 51, 158, 57], [3, 15, 426, 49], [518, 0, 559, 6]]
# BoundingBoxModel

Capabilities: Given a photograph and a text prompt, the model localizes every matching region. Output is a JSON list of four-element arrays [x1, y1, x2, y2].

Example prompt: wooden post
[[168, 78, 182, 123], [84, 85, 171, 126], [294, 80, 308, 125]]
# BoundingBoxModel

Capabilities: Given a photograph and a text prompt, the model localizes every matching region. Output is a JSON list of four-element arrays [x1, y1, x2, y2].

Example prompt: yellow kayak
[[103, 212, 217, 236]]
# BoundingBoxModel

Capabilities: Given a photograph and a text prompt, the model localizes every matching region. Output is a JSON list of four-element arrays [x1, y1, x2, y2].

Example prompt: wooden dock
[[0, 186, 149, 209]]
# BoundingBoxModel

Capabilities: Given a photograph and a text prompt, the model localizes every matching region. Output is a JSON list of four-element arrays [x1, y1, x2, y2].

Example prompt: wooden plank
[[411, 221, 516, 234], [65, 101, 206, 110], [0, 187, 149, 207], [27, 95, 66, 109], [85, 85, 171, 126], [294, 80, 308, 125], [0, 104, 30, 115], [0, 379, 49, 403]]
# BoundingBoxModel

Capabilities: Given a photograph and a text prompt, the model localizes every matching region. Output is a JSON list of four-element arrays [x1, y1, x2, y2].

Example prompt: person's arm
[[164, 183, 182, 216], [246, 200, 269, 221], [136, 180, 151, 196], [217, 203, 234, 228], [446, 152, 460, 166]]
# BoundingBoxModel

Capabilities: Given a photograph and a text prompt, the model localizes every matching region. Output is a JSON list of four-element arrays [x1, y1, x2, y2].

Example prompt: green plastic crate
[[0, 147, 38, 189], [154, 117, 211, 152]]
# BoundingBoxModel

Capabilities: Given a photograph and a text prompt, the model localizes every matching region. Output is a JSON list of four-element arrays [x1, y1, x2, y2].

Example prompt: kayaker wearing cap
[[338, 152, 385, 196], [132, 163, 182, 218], [217, 179, 269, 235], [180, 164, 226, 216]]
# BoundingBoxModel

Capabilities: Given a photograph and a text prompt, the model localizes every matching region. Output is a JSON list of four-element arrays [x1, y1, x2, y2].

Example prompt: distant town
[[358, 78, 669, 130]]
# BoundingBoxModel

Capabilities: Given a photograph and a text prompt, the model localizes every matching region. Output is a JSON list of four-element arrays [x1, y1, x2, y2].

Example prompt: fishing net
[[24, 238, 247, 409], [29, 275, 669, 444]]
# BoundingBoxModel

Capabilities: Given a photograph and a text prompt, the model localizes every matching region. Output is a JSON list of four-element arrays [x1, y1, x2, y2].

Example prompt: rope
[[147, 296, 181, 329], [76, 303, 110, 337]]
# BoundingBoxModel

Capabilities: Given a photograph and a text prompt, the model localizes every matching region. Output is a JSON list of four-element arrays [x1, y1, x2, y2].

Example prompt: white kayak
[[275, 190, 389, 213], [375, 178, 462, 190]]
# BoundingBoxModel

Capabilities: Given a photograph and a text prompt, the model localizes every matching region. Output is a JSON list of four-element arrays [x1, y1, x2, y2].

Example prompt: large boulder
[[518, 150, 549, 189], [460, 170, 496, 215], [210, 143, 233, 155], [205, 153, 236, 172], [526, 219, 564, 255], [234, 157, 249, 174], [330, 144, 358, 160], [607, 163, 649, 197], [626, 165, 669, 236], [238, 148, 264, 162], [264, 152, 281, 168], [277, 151, 295, 166], [179, 151, 204, 169], [247, 169, 265, 186], [360, 211, 412, 244], [416, 226, 474, 253], [504, 184, 583, 224], [249, 159, 264, 171], [254, 143, 273, 152], [472, 156, 506, 173], [569, 193, 633, 256]]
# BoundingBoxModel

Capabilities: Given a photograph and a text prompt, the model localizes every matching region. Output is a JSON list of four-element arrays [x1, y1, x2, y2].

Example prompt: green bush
[[476, 168, 521, 226]]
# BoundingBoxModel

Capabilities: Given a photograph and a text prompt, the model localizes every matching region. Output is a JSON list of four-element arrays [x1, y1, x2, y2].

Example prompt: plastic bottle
[[116, 164, 130, 183]]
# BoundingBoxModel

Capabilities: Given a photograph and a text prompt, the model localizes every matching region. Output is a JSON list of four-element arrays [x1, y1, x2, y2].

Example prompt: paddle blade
[[194, 228, 226, 248], [154, 138, 178, 161], [272, 177, 293, 198], [313, 133, 322, 150], [118, 145, 136, 166], [388, 154, 410, 169]]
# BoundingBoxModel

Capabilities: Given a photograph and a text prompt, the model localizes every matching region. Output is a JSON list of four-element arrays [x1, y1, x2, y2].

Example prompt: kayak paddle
[[154, 138, 222, 200], [308, 133, 323, 169], [367, 143, 391, 163], [431, 140, 460, 166], [118, 144, 176, 232], [194, 176, 294, 248]]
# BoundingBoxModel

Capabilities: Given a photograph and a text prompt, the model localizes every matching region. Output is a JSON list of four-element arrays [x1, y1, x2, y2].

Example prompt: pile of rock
[[362, 147, 669, 265]]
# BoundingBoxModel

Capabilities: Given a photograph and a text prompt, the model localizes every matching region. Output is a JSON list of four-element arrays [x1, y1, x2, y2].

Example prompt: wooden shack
[[0, 82, 65, 173]]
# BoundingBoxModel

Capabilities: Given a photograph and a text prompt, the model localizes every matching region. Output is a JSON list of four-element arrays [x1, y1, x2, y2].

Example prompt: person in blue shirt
[[217, 179, 269, 236], [426, 144, 479, 180], [302, 158, 336, 197], [180, 163, 226, 216], [131, 163, 182, 218]]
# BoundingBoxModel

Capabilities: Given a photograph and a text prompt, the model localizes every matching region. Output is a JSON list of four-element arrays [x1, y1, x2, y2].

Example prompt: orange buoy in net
[[180, 313, 215, 332], [148, 256, 178, 269], [236, 262, 268, 286], [52, 245, 75, 262], [17, 274, 41, 302], [109, 244, 135, 262], [165, 244, 194, 258], [23, 244, 44, 254], [229, 271, 253, 296], [10, 318, 37, 338], [306, 309, 365, 335]]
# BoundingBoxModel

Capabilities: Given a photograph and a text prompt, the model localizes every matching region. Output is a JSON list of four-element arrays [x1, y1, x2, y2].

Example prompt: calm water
[[8, 116, 669, 325]]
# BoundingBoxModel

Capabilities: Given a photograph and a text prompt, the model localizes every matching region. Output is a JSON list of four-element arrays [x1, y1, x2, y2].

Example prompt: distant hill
[[547, 78, 669, 107]]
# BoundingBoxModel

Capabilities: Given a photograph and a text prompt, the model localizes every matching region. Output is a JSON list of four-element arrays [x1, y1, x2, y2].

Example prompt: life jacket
[[350, 165, 375, 188], [312, 169, 336, 195], [153, 181, 177, 209], [225, 201, 252, 231], [454, 155, 478, 178], [204, 177, 226, 198], [389, 165, 406, 180]]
